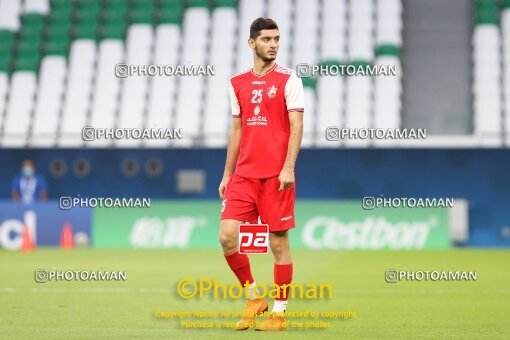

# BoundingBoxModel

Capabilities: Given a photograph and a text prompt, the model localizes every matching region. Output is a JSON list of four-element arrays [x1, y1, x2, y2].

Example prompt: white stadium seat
[[267, 0, 292, 67], [473, 25, 501, 143], [116, 24, 154, 148], [174, 7, 210, 148], [301, 88, 315, 147], [204, 7, 237, 147], [316, 76, 344, 147], [23, 0, 49, 15], [59, 40, 96, 147], [0, 0, 21, 31], [348, 0, 374, 61], [2, 72, 36, 146], [292, 0, 319, 68], [145, 24, 180, 147], [0, 73, 8, 132], [0, 0, 412, 149], [321, 0, 347, 61], [31, 56, 67, 147], [87, 40, 124, 148], [236, 0, 265, 72]]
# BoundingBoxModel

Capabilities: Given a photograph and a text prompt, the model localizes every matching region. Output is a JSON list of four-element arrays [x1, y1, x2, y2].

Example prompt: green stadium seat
[[159, 3, 183, 14], [133, 1, 156, 12], [16, 39, 42, 54], [160, 0, 183, 5], [132, 0, 156, 5], [301, 76, 316, 89], [0, 30, 15, 50], [19, 26, 43, 41], [74, 7, 101, 22], [0, 54, 10, 72], [44, 40, 70, 56], [475, 0, 498, 7], [100, 22, 127, 39], [48, 7, 73, 24], [375, 44, 400, 57], [214, 0, 236, 8], [46, 34, 71, 47], [0, 43, 12, 56], [130, 7, 154, 24], [105, 0, 129, 11], [157, 10, 181, 24], [0, 45, 11, 58], [73, 21, 99, 40], [102, 8, 128, 23], [21, 14, 45, 29], [46, 23, 71, 40], [475, 6, 499, 25], [51, 0, 73, 9], [186, 0, 209, 8], [14, 55, 40, 72], [76, 0, 102, 9]]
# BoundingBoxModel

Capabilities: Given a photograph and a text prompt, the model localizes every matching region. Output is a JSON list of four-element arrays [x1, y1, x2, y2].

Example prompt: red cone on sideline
[[60, 223, 74, 249], [21, 225, 35, 252]]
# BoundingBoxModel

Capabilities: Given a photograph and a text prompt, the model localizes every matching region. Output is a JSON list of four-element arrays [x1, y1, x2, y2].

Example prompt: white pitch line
[[0, 287, 170, 294], [0, 287, 509, 294]]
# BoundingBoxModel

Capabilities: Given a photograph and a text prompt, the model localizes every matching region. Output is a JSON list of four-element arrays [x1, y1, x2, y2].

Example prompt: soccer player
[[218, 18, 304, 331]]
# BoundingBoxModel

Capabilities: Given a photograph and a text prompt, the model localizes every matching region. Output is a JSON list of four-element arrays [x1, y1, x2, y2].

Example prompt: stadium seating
[[0, 0, 404, 148], [502, 0, 510, 145], [473, 0, 502, 146]]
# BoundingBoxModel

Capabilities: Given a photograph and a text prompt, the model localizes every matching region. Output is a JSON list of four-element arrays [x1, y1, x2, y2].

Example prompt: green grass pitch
[[1, 248, 509, 339]]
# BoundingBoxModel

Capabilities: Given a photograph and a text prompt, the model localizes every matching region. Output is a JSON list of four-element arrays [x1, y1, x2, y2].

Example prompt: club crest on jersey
[[267, 85, 278, 98]]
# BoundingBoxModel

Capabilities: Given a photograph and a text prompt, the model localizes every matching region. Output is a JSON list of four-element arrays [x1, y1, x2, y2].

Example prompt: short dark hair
[[250, 18, 279, 39]]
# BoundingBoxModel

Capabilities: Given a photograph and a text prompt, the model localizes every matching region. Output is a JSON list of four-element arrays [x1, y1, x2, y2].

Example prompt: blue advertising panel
[[0, 201, 91, 250]]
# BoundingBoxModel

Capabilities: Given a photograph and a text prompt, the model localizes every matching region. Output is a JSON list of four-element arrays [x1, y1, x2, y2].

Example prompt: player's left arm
[[278, 110, 303, 191], [279, 72, 305, 191]]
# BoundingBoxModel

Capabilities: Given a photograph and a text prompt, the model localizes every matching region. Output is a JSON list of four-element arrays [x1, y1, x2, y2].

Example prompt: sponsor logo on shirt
[[252, 80, 266, 85], [267, 85, 278, 98], [247, 116, 267, 126]]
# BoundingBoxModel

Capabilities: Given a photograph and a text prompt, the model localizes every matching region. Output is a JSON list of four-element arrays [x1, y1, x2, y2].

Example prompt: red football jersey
[[229, 63, 304, 179]]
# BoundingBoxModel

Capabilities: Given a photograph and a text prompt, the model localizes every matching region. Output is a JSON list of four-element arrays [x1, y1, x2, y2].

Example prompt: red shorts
[[220, 173, 296, 232]]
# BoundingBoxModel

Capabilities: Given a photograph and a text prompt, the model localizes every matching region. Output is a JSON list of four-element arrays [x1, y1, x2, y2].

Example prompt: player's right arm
[[219, 81, 243, 199], [219, 118, 242, 199]]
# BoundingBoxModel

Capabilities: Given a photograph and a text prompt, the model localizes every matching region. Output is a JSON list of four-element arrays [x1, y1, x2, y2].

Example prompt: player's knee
[[270, 239, 289, 257], [218, 230, 236, 249]]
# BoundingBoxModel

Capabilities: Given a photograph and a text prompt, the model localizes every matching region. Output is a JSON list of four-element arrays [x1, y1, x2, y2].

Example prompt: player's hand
[[278, 167, 295, 191], [218, 176, 230, 199]]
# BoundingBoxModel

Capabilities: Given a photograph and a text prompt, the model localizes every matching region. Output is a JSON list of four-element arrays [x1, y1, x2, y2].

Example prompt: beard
[[255, 45, 276, 62]]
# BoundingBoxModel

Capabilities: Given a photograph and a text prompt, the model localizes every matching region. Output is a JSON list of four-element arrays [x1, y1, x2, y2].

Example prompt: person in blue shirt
[[11, 160, 47, 204]]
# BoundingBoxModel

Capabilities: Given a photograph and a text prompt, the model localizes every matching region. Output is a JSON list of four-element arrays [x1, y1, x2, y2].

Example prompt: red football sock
[[224, 252, 254, 286], [274, 263, 293, 301]]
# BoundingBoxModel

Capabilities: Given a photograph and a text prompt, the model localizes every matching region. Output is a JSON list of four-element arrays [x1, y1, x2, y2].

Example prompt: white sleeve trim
[[229, 81, 241, 117], [284, 72, 305, 113]]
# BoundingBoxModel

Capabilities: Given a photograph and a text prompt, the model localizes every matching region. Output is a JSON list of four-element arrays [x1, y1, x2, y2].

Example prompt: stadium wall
[[0, 149, 509, 247]]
